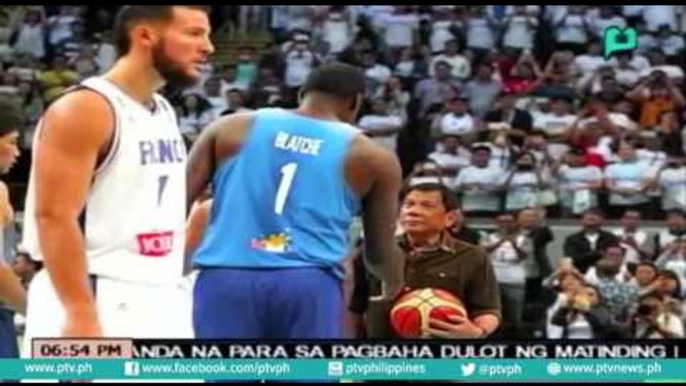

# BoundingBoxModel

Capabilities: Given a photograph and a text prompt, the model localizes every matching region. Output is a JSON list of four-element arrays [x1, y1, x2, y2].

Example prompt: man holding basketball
[[358, 183, 502, 338]]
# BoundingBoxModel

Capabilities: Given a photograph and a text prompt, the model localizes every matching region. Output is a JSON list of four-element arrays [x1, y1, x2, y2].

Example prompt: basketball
[[390, 288, 467, 338]]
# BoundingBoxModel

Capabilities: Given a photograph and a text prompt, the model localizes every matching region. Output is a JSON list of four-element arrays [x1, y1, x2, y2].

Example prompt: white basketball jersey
[[23, 77, 187, 284]]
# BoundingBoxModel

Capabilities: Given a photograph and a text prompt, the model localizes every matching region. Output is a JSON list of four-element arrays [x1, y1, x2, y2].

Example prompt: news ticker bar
[[32, 339, 686, 359], [1, 359, 685, 381]]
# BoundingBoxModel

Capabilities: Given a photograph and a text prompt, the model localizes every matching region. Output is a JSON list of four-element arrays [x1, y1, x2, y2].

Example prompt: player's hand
[[62, 308, 103, 338], [424, 315, 483, 339]]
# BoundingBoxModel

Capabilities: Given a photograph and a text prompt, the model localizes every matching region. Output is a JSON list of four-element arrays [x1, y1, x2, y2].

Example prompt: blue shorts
[[0, 308, 18, 358], [193, 267, 343, 339]]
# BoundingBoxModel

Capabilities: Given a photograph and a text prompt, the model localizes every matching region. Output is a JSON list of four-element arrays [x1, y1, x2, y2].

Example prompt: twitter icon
[[461, 363, 476, 377]]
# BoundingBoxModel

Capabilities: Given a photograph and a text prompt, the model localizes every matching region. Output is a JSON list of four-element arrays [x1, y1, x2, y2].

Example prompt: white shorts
[[22, 269, 194, 358]]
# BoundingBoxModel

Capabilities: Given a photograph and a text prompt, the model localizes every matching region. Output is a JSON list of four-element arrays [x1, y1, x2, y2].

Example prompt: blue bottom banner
[[0, 359, 683, 381]]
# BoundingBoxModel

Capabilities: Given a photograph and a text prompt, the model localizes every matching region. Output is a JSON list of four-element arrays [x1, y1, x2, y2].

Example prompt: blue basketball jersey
[[192, 108, 362, 278]]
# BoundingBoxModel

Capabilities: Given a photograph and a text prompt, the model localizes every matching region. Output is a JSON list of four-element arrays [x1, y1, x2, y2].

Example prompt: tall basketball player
[[187, 63, 404, 339], [0, 97, 25, 359], [21, 6, 214, 352]]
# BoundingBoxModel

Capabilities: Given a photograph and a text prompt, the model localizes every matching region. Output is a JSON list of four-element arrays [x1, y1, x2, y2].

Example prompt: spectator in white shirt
[[613, 210, 654, 263], [429, 6, 461, 55], [503, 5, 540, 17], [362, 51, 392, 87], [47, 6, 80, 49], [502, 5, 539, 52], [642, 6, 677, 33], [284, 6, 316, 33], [554, 147, 604, 216], [655, 158, 686, 212], [284, 37, 318, 89], [466, 6, 498, 56], [642, 49, 685, 81], [621, 6, 644, 25], [554, 5, 590, 54], [454, 145, 505, 215], [588, 6, 627, 39], [319, 6, 354, 55], [574, 41, 607, 79], [358, 97, 404, 153], [533, 98, 576, 141], [502, 152, 552, 212], [482, 213, 531, 338], [379, 5, 419, 59], [94, 33, 116, 74], [373, 75, 411, 116], [655, 25, 686, 59], [431, 96, 476, 139], [428, 134, 471, 190], [604, 141, 654, 217], [430, 39, 471, 81], [12, 9, 46, 60], [655, 241, 686, 293], [612, 52, 642, 88]]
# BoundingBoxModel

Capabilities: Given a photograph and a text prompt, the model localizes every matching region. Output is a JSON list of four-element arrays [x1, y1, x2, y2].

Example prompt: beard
[[152, 40, 199, 90]]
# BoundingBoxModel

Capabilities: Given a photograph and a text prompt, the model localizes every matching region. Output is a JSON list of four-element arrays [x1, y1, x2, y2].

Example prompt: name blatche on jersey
[[139, 139, 186, 165], [274, 131, 324, 156]]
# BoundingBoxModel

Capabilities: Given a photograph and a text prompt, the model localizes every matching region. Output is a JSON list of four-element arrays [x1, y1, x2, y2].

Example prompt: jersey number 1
[[275, 163, 298, 215]]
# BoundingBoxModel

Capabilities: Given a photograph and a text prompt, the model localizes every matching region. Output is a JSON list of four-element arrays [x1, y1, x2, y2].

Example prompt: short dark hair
[[603, 243, 626, 256], [636, 260, 658, 272], [582, 208, 605, 218], [666, 209, 686, 219], [300, 62, 365, 101], [0, 96, 21, 137], [401, 182, 458, 212], [114, 6, 210, 57]]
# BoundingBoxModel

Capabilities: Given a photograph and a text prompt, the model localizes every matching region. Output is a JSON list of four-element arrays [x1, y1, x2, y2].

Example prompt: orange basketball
[[390, 288, 467, 338]]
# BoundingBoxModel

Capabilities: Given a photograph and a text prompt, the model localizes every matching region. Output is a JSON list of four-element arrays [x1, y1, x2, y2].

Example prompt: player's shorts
[[193, 267, 343, 339], [0, 308, 18, 358], [22, 269, 194, 358]]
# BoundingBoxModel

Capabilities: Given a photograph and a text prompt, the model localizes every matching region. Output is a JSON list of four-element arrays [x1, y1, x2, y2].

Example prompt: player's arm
[[184, 199, 212, 274], [0, 182, 13, 226], [186, 113, 253, 212], [0, 262, 25, 315], [34, 90, 113, 337], [0, 182, 25, 314], [358, 142, 404, 299]]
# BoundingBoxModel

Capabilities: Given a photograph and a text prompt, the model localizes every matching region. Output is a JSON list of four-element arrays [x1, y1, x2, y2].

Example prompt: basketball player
[[0, 97, 25, 359], [187, 62, 404, 339], [21, 6, 214, 353]]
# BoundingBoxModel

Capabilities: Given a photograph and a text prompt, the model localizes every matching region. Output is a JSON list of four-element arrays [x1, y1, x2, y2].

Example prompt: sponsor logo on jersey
[[251, 232, 291, 253], [137, 231, 174, 257]]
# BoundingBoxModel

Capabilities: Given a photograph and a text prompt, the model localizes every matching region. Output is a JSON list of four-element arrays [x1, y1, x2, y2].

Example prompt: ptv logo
[[137, 231, 174, 257]]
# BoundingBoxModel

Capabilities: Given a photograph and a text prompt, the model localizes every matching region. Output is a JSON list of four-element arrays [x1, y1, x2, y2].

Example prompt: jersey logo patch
[[251, 232, 291, 253], [137, 231, 174, 257]]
